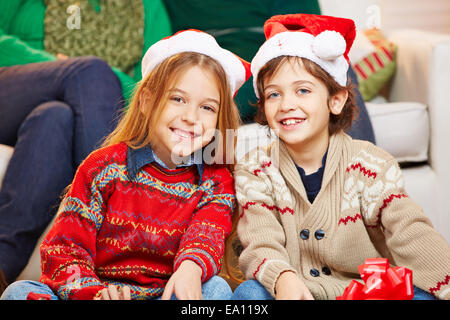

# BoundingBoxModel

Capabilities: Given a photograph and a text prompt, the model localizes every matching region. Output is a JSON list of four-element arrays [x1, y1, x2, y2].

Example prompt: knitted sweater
[[0, 0, 171, 101], [39, 142, 235, 300], [235, 132, 450, 300]]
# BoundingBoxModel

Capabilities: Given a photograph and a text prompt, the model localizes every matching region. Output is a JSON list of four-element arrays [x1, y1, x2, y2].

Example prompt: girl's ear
[[139, 87, 151, 113], [329, 89, 348, 115]]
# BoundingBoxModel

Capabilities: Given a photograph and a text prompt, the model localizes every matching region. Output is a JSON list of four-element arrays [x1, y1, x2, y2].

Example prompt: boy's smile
[[279, 117, 307, 130]]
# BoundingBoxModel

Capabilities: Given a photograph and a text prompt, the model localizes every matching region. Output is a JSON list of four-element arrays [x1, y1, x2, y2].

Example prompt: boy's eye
[[266, 92, 280, 99]]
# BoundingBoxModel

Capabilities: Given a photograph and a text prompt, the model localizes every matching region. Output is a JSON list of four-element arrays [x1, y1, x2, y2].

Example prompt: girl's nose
[[181, 105, 198, 124]]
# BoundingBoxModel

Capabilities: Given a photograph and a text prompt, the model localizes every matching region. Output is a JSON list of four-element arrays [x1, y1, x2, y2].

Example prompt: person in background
[[0, 0, 171, 293]]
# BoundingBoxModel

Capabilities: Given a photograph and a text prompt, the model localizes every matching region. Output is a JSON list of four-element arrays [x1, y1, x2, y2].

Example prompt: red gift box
[[337, 258, 414, 300]]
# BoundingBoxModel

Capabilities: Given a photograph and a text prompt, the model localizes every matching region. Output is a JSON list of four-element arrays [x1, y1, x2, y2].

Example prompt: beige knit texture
[[235, 132, 450, 300]]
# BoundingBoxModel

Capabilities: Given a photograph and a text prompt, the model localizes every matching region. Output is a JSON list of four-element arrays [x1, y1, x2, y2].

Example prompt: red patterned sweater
[[39, 142, 235, 300]]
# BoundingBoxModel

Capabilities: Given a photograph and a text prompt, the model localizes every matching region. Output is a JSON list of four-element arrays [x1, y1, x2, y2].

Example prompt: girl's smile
[[170, 127, 202, 141]]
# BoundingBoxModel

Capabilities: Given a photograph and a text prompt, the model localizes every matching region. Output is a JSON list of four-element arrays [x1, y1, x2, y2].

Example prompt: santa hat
[[251, 14, 356, 98], [141, 29, 251, 97]]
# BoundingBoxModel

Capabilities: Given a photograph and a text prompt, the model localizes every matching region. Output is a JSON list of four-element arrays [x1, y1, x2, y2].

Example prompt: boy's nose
[[280, 94, 299, 112]]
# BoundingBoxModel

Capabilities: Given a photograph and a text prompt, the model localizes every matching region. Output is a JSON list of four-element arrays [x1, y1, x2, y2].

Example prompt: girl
[[231, 14, 450, 300], [1, 29, 250, 300]]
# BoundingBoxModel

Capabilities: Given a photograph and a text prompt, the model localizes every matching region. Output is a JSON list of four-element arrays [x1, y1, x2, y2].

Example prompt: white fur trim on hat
[[141, 30, 246, 95], [312, 30, 347, 60], [251, 31, 349, 98]]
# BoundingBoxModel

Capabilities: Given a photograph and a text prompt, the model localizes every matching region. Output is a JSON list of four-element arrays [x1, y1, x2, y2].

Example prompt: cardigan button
[[300, 229, 310, 240], [310, 268, 320, 277], [314, 229, 325, 240]]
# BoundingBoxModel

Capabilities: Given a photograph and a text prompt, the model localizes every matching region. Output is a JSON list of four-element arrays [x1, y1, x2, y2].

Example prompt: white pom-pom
[[312, 30, 346, 61]]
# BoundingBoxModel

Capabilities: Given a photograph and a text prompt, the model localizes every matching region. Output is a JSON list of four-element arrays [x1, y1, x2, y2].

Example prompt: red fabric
[[39, 143, 235, 300], [27, 292, 52, 300]]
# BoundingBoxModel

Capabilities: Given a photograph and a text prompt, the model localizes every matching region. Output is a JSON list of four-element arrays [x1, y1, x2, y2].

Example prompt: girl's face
[[263, 59, 344, 151], [151, 65, 220, 168]]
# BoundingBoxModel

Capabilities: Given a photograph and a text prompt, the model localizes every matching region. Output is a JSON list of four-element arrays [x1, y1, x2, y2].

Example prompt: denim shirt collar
[[127, 145, 205, 184]]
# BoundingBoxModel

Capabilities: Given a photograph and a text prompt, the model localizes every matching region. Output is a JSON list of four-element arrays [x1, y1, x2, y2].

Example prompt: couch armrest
[[388, 29, 450, 239]]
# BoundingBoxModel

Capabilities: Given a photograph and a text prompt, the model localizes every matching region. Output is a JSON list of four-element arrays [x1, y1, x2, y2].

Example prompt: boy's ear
[[329, 89, 348, 115]]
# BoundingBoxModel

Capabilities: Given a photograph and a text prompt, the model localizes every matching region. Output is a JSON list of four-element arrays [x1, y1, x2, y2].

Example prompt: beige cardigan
[[234, 132, 450, 300]]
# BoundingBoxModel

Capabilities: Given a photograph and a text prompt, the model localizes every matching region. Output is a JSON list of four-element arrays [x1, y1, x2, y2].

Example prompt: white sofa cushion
[[366, 101, 429, 163]]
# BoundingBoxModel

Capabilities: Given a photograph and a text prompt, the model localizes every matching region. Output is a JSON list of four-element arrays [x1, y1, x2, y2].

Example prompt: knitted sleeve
[[234, 153, 297, 297], [0, 27, 56, 67], [39, 149, 115, 300], [173, 166, 235, 282], [362, 156, 450, 300]]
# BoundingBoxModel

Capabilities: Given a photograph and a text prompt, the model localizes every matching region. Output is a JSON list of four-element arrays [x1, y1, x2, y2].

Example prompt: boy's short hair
[[255, 56, 359, 135]]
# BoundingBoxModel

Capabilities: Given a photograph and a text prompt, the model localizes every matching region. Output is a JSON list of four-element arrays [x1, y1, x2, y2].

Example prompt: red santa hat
[[251, 14, 356, 97], [142, 29, 251, 97]]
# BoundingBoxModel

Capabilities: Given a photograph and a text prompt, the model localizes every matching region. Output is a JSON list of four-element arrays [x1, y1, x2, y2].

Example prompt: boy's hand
[[94, 285, 131, 300], [161, 260, 203, 300], [275, 271, 314, 300]]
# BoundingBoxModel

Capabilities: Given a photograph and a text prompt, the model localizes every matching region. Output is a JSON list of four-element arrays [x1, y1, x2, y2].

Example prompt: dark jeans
[[345, 67, 376, 144], [0, 57, 124, 282]]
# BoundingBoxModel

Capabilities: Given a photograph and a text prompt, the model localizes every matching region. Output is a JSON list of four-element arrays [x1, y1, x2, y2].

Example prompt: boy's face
[[151, 65, 220, 168], [263, 59, 342, 151]]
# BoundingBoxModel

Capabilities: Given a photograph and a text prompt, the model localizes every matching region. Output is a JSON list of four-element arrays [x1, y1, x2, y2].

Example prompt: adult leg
[[0, 280, 58, 300], [345, 66, 376, 144], [0, 102, 74, 283], [0, 56, 124, 165]]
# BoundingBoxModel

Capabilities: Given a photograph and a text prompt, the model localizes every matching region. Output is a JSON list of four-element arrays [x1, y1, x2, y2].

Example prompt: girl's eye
[[298, 88, 310, 95], [201, 105, 216, 113], [171, 96, 185, 103]]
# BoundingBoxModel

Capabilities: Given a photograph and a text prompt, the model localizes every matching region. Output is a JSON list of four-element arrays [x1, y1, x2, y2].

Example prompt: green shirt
[[0, 0, 172, 102]]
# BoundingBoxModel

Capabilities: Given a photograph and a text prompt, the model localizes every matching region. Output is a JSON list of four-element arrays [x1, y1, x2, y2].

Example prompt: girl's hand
[[94, 285, 131, 300], [161, 260, 203, 300], [275, 271, 314, 300]]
